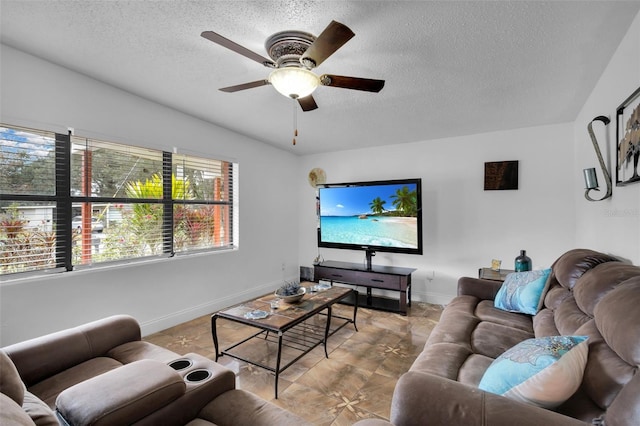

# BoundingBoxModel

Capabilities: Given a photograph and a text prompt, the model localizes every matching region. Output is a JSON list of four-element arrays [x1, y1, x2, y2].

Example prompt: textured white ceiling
[[1, 1, 639, 155]]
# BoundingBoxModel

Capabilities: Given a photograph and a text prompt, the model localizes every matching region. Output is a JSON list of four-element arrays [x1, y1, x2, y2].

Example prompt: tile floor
[[144, 301, 443, 425]]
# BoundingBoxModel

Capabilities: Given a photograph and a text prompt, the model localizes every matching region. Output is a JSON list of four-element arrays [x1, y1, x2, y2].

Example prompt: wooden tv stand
[[314, 261, 416, 315]]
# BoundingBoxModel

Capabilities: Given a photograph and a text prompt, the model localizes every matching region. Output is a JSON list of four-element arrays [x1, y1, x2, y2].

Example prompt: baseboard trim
[[139, 280, 455, 336], [139, 280, 283, 337], [411, 290, 454, 306]]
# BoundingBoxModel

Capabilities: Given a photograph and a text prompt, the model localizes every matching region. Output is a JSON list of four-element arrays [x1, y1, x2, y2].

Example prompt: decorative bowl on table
[[275, 282, 306, 304]]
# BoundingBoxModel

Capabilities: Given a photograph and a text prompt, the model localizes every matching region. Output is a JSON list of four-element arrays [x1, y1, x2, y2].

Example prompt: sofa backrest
[[2, 315, 141, 386], [535, 249, 640, 425]]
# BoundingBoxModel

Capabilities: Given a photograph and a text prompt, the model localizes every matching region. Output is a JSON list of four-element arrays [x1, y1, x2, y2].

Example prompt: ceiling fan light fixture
[[269, 67, 320, 99]]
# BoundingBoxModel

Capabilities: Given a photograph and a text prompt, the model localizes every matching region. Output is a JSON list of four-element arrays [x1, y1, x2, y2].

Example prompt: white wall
[[0, 45, 300, 345], [296, 10, 640, 303], [298, 122, 576, 304], [573, 11, 640, 264]]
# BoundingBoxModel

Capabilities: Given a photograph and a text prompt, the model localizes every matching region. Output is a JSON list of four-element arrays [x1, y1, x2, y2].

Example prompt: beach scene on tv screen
[[319, 183, 419, 248]]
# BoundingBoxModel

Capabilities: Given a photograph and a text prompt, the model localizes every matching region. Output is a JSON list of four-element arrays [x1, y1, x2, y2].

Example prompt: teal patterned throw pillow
[[478, 335, 589, 408], [494, 269, 551, 315]]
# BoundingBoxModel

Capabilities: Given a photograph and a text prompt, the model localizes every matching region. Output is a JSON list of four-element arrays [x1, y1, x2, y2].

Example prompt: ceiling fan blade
[[298, 95, 318, 111], [320, 75, 385, 92], [201, 31, 275, 67], [301, 21, 355, 69], [219, 79, 270, 93]]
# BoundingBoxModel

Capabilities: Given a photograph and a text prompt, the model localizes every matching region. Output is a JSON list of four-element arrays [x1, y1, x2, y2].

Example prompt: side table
[[478, 267, 514, 282]]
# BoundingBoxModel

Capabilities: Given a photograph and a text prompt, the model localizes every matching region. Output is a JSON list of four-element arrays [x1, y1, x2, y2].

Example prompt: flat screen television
[[317, 178, 423, 268]]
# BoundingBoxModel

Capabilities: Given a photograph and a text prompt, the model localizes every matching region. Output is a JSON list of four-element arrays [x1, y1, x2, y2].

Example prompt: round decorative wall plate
[[308, 168, 326, 188]]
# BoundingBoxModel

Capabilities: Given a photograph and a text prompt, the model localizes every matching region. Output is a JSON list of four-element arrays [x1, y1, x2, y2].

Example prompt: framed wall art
[[484, 160, 518, 190], [616, 86, 640, 186]]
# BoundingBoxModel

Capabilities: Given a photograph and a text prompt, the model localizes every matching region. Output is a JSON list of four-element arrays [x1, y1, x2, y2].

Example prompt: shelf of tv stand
[[314, 261, 416, 315]]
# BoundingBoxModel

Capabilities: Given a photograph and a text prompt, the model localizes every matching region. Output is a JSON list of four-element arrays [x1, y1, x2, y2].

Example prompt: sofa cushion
[[554, 296, 592, 335], [108, 341, 180, 364], [0, 393, 35, 426], [572, 320, 634, 413], [549, 249, 619, 290], [22, 390, 57, 426], [574, 263, 640, 317], [532, 308, 559, 337], [1, 350, 24, 406], [478, 335, 588, 409], [543, 284, 572, 310], [29, 356, 123, 407], [457, 353, 494, 387], [475, 300, 534, 332], [605, 373, 640, 426], [471, 321, 534, 359], [593, 277, 640, 366], [495, 269, 551, 315], [424, 296, 480, 349], [410, 342, 474, 380]]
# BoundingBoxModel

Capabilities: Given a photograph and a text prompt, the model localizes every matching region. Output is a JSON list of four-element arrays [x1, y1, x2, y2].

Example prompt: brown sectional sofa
[[387, 249, 640, 425], [0, 315, 310, 425]]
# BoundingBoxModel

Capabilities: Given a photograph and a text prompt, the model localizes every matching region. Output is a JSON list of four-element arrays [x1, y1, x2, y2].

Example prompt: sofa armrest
[[195, 389, 312, 426], [134, 353, 236, 425], [4, 315, 142, 386], [457, 277, 503, 300], [55, 360, 185, 426], [391, 372, 586, 426]]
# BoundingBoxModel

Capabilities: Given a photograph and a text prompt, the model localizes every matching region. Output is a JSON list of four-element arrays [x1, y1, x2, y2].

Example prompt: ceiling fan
[[201, 20, 385, 112]]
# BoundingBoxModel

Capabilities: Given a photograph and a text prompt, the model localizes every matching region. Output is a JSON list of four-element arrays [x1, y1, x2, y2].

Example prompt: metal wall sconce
[[583, 116, 612, 201]]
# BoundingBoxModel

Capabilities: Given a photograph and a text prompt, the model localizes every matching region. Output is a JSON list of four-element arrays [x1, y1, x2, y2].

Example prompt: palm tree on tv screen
[[391, 186, 418, 216], [369, 197, 386, 215]]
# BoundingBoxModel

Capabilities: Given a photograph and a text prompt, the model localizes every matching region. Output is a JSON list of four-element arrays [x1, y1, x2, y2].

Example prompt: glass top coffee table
[[211, 283, 358, 398]]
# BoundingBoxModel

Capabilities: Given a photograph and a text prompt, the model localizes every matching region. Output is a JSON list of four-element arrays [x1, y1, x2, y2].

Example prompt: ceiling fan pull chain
[[293, 98, 298, 145]]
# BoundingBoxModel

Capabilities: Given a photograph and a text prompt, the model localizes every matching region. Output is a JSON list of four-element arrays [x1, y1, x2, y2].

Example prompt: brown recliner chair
[[1, 315, 310, 425]]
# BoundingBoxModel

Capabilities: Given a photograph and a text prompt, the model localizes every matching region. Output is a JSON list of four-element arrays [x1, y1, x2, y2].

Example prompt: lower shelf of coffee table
[[218, 313, 353, 389], [222, 320, 328, 370]]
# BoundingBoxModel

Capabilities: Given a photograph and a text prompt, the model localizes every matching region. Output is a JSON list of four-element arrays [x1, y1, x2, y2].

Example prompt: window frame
[[0, 124, 236, 277]]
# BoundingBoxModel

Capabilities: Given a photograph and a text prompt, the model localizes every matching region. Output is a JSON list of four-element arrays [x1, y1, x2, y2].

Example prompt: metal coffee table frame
[[211, 286, 358, 398]]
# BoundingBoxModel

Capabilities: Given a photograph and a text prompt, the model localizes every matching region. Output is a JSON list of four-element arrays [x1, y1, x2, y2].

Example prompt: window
[[1, 124, 235, 276], [0, 126, 60, 275], [172, 153, 232, 253]]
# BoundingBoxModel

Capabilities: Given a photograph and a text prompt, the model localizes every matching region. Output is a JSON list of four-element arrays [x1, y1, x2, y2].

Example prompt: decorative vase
[[515, 250, 532, 272]]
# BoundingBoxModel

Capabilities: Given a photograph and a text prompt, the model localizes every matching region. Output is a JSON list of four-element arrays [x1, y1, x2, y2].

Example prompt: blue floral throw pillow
[[494, 269, 551, 315], [478, 335, 589, 408]]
